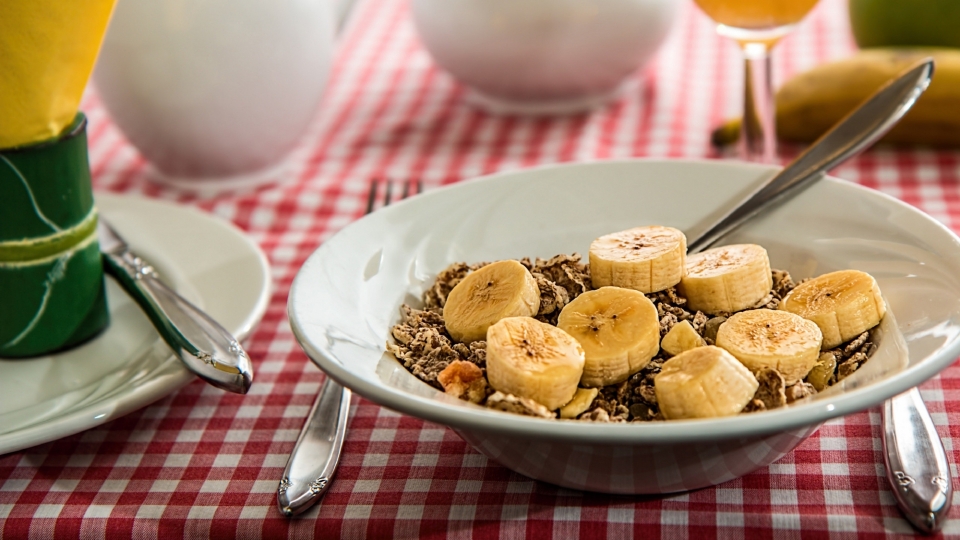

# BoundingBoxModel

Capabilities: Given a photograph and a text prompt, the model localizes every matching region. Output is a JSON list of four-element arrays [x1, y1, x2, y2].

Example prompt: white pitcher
[[94, 0, 353, 188]]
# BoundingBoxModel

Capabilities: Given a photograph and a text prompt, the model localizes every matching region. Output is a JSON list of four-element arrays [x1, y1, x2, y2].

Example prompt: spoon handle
[[683, 59, 951, 535], [883, 388, 953, 533], [277, 379, 351, 517], [687, 59, 933, 253]]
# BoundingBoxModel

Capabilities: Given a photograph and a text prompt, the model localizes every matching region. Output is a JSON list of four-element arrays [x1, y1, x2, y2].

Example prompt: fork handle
[[882, 387, 953, 533], [277, 378, 351, 517]]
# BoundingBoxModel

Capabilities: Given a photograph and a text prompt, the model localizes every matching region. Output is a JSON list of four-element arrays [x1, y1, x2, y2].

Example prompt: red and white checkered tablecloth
[[4, 0, 960, 537]]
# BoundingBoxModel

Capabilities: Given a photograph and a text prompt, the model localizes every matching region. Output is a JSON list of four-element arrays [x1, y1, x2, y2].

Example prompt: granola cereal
[[578, 408, 626, 423], [786, 381, 817, 403], [750, 368, 787, 410], [519, 254, 591, 325], [422, 262, 485, 311], [387, 257, 880, 423], [387, 305, 487, 389], [485, 391, 555, 418]]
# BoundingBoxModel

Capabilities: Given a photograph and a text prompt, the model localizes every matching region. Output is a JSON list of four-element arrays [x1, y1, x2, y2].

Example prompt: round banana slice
[[589, 225, 687, 293], [714, 309, 823, 384], [779, 269, 885, 349], [444, 260, 541, 343], [486, 317, 585, 411], [654, 346, 759, 420], [678, 244, 772, 315], [557, 286, 660, 387]]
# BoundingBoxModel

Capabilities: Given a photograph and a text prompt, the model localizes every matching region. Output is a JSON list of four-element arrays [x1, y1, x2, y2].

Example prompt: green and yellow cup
[[0, 0, 117, 357]]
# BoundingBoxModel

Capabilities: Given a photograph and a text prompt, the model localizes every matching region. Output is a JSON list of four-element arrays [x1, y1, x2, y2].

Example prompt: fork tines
[[366, 178, 423, 214]]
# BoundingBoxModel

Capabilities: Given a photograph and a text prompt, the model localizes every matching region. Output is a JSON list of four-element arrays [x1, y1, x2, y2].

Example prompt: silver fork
[[278, 177, 423, 517]]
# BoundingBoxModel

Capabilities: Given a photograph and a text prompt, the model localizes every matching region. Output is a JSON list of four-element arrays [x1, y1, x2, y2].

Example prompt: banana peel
[[712, 48, 960, 148]]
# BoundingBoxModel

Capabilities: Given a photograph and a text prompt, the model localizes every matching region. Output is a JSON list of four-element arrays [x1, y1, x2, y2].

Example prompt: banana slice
[[589, 226, 687, 293], [558, 388, 600, 419], [779, 269, 885, 349], [444, 260, 541, 343], [654, 346, 759, 420], [486, 317, 585, 410], [660, 320, 705, 357], [678, 244, 772, 315], [714, 309, 823, 384], [557, 286, 660, 387]]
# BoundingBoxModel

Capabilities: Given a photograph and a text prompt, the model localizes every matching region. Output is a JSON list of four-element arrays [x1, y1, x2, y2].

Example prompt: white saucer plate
[[0, 193, 271, 455]]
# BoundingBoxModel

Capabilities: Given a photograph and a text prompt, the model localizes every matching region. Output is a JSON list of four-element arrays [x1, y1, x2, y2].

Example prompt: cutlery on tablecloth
[[98, 218, 254, 394], [277, 178, 422, 517], [687, 59, 951, 533]]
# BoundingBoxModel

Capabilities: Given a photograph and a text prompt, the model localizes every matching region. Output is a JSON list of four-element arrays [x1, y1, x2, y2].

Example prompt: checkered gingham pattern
[[4, 0, 960, 538]]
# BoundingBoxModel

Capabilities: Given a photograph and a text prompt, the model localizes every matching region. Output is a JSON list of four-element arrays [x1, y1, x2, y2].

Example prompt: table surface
[[4, 0, 960, 538]]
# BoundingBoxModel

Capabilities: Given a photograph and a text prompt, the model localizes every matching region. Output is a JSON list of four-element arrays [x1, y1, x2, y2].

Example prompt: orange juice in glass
[[693, 0, 820, 162]]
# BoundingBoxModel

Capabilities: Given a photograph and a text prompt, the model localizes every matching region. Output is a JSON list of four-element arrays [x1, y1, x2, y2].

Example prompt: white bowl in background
[[411, 0, 679, 115], [288, 159, 960, 494]]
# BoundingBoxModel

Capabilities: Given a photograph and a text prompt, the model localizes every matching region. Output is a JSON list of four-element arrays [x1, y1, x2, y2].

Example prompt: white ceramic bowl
[[94, 0, 338, 185], [410, 0, 679, 114], [288, 160, 960, 494]]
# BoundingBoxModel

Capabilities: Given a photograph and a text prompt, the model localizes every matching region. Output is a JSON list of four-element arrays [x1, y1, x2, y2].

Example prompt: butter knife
[[98, 218, 254, 394]]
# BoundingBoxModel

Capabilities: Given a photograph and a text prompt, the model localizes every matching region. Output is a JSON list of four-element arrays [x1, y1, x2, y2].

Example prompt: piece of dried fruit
[[437, 361, 488, 404]]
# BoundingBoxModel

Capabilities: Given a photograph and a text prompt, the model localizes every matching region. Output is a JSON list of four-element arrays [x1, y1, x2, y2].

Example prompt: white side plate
[[0, 193, 271, 455]]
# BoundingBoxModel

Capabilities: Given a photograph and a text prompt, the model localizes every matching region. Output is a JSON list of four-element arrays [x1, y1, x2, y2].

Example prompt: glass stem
[[741, 42, 776, 163]]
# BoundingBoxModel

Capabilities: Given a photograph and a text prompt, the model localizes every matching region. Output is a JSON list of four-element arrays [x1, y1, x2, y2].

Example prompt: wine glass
[[694, 0, 820, 162]]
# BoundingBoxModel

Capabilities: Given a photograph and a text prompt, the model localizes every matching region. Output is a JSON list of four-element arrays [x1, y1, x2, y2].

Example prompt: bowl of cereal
[[288, 159, 960, 494]]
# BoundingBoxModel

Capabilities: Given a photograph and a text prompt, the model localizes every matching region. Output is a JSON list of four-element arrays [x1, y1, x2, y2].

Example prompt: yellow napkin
[[0, 0, 117, 148]]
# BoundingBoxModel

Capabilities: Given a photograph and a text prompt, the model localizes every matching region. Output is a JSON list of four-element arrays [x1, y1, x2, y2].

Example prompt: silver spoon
[[687, 59, 950, 533]]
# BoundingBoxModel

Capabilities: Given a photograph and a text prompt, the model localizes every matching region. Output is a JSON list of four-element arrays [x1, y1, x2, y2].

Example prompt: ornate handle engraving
[[122, 253, 158, 280], [310, 477, 328, 495], [932, 475, 949, 493], [196, 350, 214, 365], [278, 477, 292, 495], [229, 341, 247, 358], [894, 471, 915, 488]]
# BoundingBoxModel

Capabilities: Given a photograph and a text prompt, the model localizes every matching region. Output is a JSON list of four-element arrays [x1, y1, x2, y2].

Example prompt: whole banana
[[712, 48, 960, 147]]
